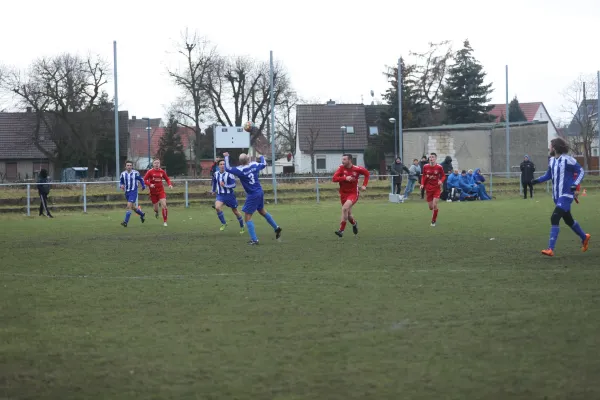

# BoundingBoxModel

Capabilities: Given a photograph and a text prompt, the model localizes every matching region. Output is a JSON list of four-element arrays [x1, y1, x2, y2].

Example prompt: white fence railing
[[0, 171, 598, 215]]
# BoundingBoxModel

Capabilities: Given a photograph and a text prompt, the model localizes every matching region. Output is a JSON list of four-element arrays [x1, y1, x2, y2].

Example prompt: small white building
[[489, 102, 559, 146], [294, 102, 367, 174]]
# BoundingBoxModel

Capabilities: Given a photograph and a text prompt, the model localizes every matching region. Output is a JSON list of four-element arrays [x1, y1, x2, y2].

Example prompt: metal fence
[[1, 171, 598, 215]]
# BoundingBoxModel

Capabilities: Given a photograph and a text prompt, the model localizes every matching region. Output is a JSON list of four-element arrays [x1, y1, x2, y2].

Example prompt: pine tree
[[157, 115, 188, 176], [442, 40, 494, 124], [508, 96, 528, 122]]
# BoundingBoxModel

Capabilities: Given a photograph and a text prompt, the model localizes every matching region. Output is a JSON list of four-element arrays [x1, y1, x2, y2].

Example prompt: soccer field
[[1, 197, 599, 399]]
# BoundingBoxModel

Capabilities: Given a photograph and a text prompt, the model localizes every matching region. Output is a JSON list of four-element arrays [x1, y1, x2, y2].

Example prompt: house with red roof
[[488, 102, 559, 146]]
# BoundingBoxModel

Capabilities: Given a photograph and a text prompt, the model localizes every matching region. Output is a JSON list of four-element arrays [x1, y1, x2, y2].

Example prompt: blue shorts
[[216, 194, 238, 209], [125, 191, 138, 203], [556, 197, 573, 212], [242, 193, 264, 214]]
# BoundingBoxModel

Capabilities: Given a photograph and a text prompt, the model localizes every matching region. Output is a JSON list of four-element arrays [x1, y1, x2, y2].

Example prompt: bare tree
[[2, 54, 113, 173], [560, 74, 599, 170], [409, 41, 453, 124], [305, 127, 321, 174], [275, 91, 298, 156], [167, 30, 216, 170], [206, 55, 291, 144]]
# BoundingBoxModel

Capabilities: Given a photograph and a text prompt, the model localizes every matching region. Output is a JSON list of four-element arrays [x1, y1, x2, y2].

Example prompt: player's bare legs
[[257, 208, 282, 240], [159, 198, 168, 225], [429, 197, 440, 226], [153, 202, 159, 219], [347, 209, 358, 235], [335, 200, 355, 237]]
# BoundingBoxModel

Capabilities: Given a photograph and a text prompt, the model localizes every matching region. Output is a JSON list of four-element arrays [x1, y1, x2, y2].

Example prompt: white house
[[294, 102, 367, 174], [489, 102, 559, 146]]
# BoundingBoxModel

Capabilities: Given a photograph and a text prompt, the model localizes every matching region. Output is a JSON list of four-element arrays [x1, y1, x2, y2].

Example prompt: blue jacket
[[459, 174, 475, 192], [447, 173, 460, 188], [472, 169, 485, 184]]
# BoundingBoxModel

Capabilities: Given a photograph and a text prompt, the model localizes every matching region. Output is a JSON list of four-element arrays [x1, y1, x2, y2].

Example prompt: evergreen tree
[[442, 40, 494, 124], [157, 115, 188, 176], [507, 96, 528, 122]]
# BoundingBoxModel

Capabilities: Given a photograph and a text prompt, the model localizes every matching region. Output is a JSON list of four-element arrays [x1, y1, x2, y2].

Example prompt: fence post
[[315, 177, 320, 203], [185, 180, 189, 208], [489, 172, 493, 197], [519, 172, 523, 196], [546, 180, 549, 193], [26, 184, 31, 217], [83, 183, 87, 213]]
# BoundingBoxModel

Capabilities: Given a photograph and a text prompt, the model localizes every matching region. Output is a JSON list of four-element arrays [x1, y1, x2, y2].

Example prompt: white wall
[[534, 104, 559, 145], [294, 150, 365, 174]]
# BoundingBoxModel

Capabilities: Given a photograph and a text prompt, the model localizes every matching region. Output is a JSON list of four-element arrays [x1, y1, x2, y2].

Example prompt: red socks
[[162, 208, 168, 222], [339, 221, 347, 232], [432, 209, 438, 223]]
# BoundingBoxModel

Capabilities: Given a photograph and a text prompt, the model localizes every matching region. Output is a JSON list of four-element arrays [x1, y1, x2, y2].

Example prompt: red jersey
[[421, 163, 445, 190], [333, 164, 370, 194], [144, 168, 172, 193]]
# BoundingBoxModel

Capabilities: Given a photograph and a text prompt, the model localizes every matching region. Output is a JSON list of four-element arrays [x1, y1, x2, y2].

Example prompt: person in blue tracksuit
[[458, 170, 477, 200], [446, 169, 461, 201], [472, 168, 491, 200]]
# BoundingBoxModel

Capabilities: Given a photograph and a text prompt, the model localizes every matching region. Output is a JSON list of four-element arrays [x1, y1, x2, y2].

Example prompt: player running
[[212, 159, 244, 234], [119, 161, 146, 227], [532, 138, 591, 256], [223, 152, 282, 245], [332, 153, 370, 238], [420, 152, 445, 227], [143, 159, 173, 227]]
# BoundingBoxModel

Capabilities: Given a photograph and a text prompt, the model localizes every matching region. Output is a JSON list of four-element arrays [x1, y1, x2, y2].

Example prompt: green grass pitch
[[1, 196, 599, 399]]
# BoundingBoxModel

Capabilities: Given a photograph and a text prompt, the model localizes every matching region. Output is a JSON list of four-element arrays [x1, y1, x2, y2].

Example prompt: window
[[352, 156, 357, 165], [369, 126, 379, 136], [345, 126, 355, 134], [5, 162, 17, 180], [593, 148, 599, 157], [316, 156, 326, 170]]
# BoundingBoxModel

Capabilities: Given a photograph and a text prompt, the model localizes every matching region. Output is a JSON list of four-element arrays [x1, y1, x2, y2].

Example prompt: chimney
[[326, 99, 335, 106], [26, 107, 32, 113], [132, 115, 137, 120]]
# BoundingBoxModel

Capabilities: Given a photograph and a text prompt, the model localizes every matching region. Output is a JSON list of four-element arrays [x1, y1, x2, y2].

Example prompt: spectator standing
[[37, 169, 53, 218], [403, 159, 421, 200], [520, 155, 535, 199], [418, 156, 428, 199], [391, 157, 410, 195]]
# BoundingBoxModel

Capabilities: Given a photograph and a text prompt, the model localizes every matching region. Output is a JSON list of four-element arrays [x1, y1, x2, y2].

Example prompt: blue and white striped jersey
[[224, 155, 267, 196], [120, 170, 145, 193], [537, 155, 584, 203], [212, 171, 236, 195]]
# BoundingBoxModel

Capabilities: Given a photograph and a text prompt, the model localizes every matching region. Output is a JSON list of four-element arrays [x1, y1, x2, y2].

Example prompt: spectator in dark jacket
[[418, 156, 427, 199], [37, 169, 53, 218], [439, 156, 453, 199], [520, 155, 535, 199], [391, 157, 410, 195]]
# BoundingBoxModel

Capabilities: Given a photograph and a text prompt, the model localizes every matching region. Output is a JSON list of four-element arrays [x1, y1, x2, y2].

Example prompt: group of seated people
[[446, 168, 492, 201]]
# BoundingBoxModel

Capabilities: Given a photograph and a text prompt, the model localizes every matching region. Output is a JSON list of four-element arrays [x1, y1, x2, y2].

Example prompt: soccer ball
[[243, 121, 255, 133]]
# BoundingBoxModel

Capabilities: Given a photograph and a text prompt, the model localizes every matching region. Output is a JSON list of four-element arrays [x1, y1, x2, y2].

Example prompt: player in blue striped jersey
[[212, 159, 244, 233], [223, 152, 282, 245], [532, 138, 591, 256], [119, 161, 146, 227]]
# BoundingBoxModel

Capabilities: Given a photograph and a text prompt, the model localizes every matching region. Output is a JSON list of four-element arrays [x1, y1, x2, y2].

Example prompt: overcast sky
[[1, 0, 598, 125]]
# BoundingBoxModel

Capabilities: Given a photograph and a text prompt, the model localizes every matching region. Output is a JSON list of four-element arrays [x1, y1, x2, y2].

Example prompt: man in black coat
[[439, 156, 453, 200], [520, 155, 535, 199], [391, 157, 410, 195], [418, 156, 427, 199], [37, 169, 53, 218]]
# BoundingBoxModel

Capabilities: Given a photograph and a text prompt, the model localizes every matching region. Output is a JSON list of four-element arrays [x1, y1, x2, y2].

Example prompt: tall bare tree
[[305, 127, 321, 174], [275, 91, 299, 156], [561, 74, 599, 170], [206, 55, 291, 144], [167, 30, 216, 169], [409, 41, 453, 124], [3, 54, 113, 174]]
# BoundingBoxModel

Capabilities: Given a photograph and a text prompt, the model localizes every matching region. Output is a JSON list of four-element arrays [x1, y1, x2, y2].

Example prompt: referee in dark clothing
[[37, 169, 53, 218]]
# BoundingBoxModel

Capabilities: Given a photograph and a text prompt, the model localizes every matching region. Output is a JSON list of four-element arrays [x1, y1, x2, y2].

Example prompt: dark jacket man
[[520, 155, 536, 199]]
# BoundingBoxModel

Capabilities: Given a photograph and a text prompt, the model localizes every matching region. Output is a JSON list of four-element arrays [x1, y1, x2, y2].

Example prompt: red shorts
[[149, 191, 166, 204], [340, 192, 359, 205], [426, 187, 441, 203]]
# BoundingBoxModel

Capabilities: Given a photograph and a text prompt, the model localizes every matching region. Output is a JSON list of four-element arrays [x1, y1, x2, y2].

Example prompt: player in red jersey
[[420, 152, 446, 226], [332, 154, 370, 238], [143, 159, 173, 226]]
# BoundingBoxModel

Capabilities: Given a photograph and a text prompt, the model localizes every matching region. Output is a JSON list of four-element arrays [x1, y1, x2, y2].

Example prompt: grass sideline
[[1, 197, 599, 399]]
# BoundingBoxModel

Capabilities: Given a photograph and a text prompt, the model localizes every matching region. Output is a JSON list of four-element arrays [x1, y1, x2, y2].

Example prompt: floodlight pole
[[270, 51, 277, 204], [505, 65, 510, 176], [113, 40, 120, 190]]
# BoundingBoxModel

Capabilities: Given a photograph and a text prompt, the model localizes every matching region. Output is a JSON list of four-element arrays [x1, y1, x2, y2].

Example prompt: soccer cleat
[[163, 222, 168, 227], [582, 234, 591, 252], [275, 227, 282, 240], [335, 230, 343, 238], [431, 222, 436, 227], [47, 214, 54, 218], [239, 228, 245, 235], [220, 224, 227, 231], [121, 221, 127, 228], [247, 240, 259, 246], [352, 221, 358, 235], [541, 248, 555, 257], [155, 212, 159, 219], [140, 213, 145, 223]]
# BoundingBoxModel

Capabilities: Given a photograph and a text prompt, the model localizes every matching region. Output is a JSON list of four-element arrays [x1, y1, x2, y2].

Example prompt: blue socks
[[217, 211, 226, 225], [548, 225, 560, 250], [134, 207, 143, 216], [263, 212, 278, 230], [246, 220, 258, 241], [124, 210, 132, 223], [237, 215, 244, 228], [571, 221, 587, 242]]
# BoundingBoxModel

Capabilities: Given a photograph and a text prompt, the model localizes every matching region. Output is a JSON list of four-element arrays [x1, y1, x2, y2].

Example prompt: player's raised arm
[[332, 166, 345, 182], [256, 155, 267, 171], [223, 155, 243, 177]]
